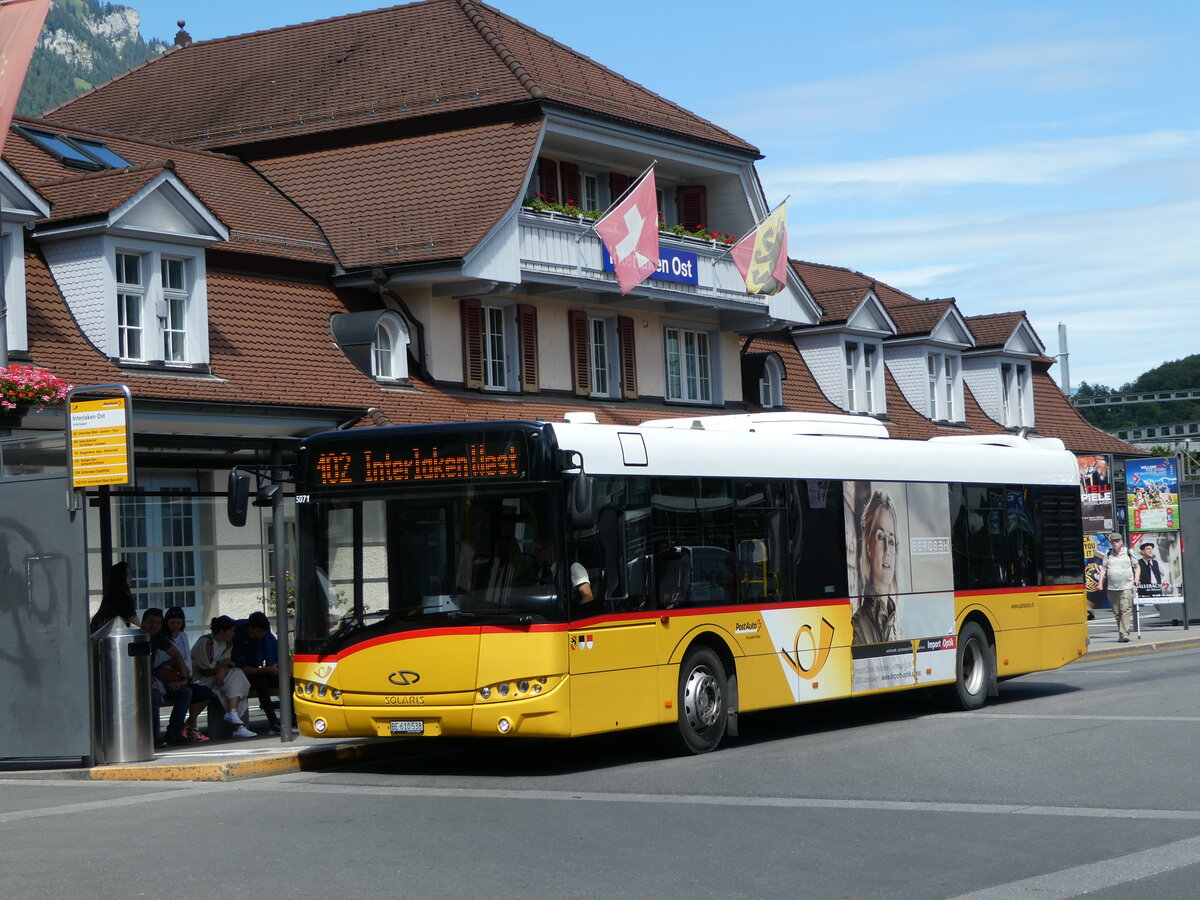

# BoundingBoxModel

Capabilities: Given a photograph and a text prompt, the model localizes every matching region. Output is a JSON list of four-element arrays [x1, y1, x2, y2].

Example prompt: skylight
[[13, 125, 131, 171]]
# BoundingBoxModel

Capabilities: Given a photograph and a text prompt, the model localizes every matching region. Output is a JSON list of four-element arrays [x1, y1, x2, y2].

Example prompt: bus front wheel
[[952, 622, 993, 711], [675, 647, 728, 754]]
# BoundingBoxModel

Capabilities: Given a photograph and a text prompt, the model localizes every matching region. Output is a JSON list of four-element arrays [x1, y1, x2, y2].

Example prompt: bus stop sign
[[67, 385, 134, 489]]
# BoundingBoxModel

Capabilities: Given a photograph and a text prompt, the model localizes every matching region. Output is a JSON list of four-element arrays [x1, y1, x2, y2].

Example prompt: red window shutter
[[609, 172, 633, 204], [568, 309, 591, 397], [536, 157, 560, 204], [677, 185, 708, 232], [560, 162, 581, 208], [460, 298, 484, 390], [618, 315, 638, 399], [517, 304, 539, 393]]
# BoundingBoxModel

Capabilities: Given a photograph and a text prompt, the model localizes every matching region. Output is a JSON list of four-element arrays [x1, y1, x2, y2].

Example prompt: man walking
[[1100, 533, 1135, 642]]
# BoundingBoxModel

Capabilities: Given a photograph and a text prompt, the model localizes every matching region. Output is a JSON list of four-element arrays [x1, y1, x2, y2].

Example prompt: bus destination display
[[308, 434, 526, 487]]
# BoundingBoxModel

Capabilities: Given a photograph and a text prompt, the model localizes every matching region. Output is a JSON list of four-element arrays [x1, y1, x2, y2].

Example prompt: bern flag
[[0, 0, 51, 158], [595, 168, 659, 295], [731, 201, 789, 295]]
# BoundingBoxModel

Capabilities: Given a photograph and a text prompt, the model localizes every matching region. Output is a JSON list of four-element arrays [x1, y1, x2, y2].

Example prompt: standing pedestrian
[[1100, 532, 1135, 643]]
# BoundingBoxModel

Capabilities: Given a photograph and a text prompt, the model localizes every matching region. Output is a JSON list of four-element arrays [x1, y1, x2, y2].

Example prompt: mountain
[[16, 0, 171, 117]]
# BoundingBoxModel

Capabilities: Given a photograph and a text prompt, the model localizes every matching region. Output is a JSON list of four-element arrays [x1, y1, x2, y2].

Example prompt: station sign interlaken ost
[[68, 395, 132, 488]]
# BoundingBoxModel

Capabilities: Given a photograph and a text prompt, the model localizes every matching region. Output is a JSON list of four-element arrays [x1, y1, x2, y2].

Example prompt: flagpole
[[715, 195, 790, 261], [575, 159, 657, 243]]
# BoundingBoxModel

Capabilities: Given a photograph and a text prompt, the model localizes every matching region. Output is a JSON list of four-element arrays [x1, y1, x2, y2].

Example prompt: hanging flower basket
[[0, 364, 73, 419]]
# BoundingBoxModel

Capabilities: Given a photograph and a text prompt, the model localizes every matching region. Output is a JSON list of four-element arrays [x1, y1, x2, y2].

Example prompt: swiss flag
[[595, 168, 659, 295], [0, 0, 51, 158]]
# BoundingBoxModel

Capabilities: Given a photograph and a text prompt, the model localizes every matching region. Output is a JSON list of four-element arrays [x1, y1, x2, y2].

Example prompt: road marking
[[244, 780, 1200, 822], [0, 785, 232, 824], [951, 833, 1200, 899]]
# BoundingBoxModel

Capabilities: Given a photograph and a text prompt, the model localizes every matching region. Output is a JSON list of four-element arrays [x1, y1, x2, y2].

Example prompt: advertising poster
[[1077, 454, 1114, 533], [1129, 531, 1184, 606], [1126, 457, 1179, 531], [843, 481, 955, 692], [1084, 532, 1114, 609]]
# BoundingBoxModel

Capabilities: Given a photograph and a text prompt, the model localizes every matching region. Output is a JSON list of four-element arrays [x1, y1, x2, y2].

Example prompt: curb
[[83, 739, 407, 783], [1084, 636, 1200, 662]]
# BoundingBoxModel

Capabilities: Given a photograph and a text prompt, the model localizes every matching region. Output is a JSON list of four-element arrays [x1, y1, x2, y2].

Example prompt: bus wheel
[[676, 647, 728, 754], [953, 622, 992, 711]]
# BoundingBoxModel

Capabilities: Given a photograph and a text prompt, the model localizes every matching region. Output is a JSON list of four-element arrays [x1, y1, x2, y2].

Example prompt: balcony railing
[[517, 208, 765, 308]]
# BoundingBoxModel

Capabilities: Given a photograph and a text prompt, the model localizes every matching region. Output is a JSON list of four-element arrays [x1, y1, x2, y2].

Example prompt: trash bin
[[91, 616, 154, 764]]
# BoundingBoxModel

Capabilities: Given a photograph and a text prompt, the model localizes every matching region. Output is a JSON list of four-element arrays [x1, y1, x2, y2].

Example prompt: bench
[[158, 682, 282, 739]]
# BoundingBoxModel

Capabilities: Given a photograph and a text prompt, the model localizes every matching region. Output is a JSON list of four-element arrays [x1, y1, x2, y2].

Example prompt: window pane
[[117, 253, 141, 286], [161, 257, 185, 291], [373, 324, 393, 377], [665, 328, 682, 399]]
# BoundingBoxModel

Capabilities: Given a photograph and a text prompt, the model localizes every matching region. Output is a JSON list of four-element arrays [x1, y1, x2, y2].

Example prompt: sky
[[126, 0, 1200, 390]]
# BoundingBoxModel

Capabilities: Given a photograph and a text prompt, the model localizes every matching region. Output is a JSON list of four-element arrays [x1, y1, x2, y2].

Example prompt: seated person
[[192, 616, 256, 738], [532, 539, 593, 606], [141, 607, 194, 747], [232, 611, 281, 733]]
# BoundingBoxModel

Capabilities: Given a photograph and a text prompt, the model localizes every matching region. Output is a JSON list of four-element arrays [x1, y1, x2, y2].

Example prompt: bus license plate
[[389, 720, 424, 735]]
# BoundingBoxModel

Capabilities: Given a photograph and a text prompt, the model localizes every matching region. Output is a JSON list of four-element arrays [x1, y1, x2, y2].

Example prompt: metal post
[[271, 444, 295, 742]]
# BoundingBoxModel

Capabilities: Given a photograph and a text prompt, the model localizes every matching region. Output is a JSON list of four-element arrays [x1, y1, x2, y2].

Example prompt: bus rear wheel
[[952, 621, 993, 711], [675, 646, 728, 754]]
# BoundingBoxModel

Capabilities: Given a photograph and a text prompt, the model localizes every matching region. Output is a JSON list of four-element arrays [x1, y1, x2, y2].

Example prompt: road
[[4, 647, 1199, 899]]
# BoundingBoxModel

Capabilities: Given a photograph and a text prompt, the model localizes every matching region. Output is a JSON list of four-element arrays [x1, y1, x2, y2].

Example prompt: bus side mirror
[[569, 474, 596, 529], [227, 469, 251, 527]]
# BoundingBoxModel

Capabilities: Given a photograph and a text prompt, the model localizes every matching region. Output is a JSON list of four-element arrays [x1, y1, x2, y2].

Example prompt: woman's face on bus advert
[[866, 507, 897, 593]]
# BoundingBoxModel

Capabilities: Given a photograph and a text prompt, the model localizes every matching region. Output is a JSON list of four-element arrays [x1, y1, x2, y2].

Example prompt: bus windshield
[[295, 486, 564, 652]]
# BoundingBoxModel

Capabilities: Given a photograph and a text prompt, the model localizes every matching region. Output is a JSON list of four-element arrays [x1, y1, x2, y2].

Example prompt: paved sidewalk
[[5, 610, 1196, 784], [1084, 605, 1200, 659]]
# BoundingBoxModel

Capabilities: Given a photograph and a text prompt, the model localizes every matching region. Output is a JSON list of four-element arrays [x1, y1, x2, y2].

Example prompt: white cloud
[[763, 130, 1200, 199], [792, 193, 1200, 388], [719, 36, 1141, 142]]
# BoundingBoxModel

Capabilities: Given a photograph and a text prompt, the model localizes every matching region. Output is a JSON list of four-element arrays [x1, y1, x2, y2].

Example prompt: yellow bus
[[291, 413, 1086, 753]]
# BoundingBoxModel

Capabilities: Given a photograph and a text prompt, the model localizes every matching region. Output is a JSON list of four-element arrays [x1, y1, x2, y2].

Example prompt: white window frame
[[844, 339, 883, 413], [481, 302, 518, 391], [586, 314, 622, 398], [759, 355, 783, 408], [116, 251, 146, 360], [926, 351, 961, 422], [1001, 361, 1030, 427], [110, 240, 206, 366], [161, 256, 188, 362], [664, 324, 714, 404], [581, 170, 604, 214], [371, 314, 410, 382]]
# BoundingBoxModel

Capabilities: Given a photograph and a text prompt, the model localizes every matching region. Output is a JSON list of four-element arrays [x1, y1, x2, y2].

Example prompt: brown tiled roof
[[966, 311, 1027, 350], [250, 119, 542, 269], [48, 0, 755, 155], [811, 287, 870, 324], [790, 259, 918, 308], [34, 164, 166, 224], [5, 117, 334, 264], [887, 299, 955, 337], [1030, 370, 1144, 456]]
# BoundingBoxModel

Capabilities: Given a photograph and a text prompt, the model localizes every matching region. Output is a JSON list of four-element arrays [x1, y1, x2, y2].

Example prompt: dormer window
[[111, 246, 202, 365], [1001, 362, 1029, 427], [372, 315, 409, 381], [116, 252, 145, 359], [759, 355, 784, 408], [844, 340, 883, 413], [927, 351, 960, 421]]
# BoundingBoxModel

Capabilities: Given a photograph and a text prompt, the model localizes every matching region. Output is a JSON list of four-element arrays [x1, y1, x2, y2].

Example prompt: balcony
[[517, 208, 769, 316]]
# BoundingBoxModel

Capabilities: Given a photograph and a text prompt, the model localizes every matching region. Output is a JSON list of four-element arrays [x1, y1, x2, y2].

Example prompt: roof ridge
[[456, 0, 545, 100], [37, 159, 174, 188]]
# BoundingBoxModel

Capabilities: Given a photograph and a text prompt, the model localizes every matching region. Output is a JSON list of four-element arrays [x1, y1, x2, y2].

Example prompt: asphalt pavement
[[7, 607, 1197, 783]]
